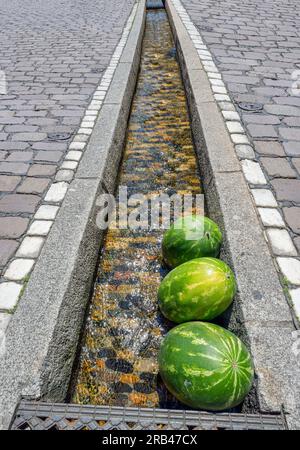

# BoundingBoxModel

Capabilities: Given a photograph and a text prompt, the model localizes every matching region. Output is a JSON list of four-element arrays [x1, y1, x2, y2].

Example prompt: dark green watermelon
[[162, 215, 222, 268], [159, 322, 254, 410], [158, 257, 236, 323]]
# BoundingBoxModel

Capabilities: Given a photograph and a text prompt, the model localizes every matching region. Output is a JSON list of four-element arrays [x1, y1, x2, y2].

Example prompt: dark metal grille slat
[[11, 401, 286, 430]]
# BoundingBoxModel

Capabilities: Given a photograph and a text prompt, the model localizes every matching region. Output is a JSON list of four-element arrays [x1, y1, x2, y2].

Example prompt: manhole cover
[[237, 102, 263, 112], [48, 132, 72, 141]]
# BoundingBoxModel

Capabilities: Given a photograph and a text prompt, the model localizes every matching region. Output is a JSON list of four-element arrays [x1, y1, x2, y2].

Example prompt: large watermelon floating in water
[[158, 322, 254, 410], [158, 257, 236, 323], [162, 215, 222, 268]]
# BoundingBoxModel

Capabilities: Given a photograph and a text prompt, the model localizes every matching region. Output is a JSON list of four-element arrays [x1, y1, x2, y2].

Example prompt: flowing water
[[73, 7, 202, 409]]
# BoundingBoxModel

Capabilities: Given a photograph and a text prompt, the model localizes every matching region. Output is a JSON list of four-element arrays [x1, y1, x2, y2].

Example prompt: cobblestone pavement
[[181, 0, 300, 313], [0, 0, 134, 276]]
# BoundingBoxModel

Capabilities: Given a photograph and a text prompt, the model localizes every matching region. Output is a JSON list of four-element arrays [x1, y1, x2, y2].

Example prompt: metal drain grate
[[11, 401, 286, 430]]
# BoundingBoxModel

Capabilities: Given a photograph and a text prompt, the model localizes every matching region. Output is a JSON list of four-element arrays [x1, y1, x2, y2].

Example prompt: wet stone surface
[[73, 10, 201, 408]]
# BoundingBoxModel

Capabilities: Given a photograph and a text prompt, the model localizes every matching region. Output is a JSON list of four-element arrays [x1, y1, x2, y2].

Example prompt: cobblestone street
[[0, 0, 134, 275], [182, 0, 300, 259]]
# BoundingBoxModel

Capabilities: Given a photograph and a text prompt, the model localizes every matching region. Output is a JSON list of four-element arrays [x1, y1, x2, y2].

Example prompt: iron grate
[[11, 400, 286, 430]]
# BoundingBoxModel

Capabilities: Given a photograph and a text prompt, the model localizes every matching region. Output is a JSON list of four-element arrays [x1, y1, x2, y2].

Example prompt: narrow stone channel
[[73, 5, 201, 409]]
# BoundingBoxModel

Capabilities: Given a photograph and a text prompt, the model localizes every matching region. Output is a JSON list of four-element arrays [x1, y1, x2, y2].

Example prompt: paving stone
[[5, 125, 38, 133], [31, 142, 67, 151], [258, 208, 285, 227], [241, 159, 267, 185], [0, 313, 11, 335], [275, 97, 300, 107], [283, 207, 300, 234], [271, 179, 300, 203], [223, 75, 259, 85], [44, 182, 68, 202], [34, 151, 63, 162], [226, 121, 244, 133], [222, 111, 240, 121], [4, 258, 35, 281], [253, 87, 286, 97], [266, 228, 297, 256], [284, 142, 300, 157], [290, 288, 300, 322], [0, 240, 18, 266], [242, 114, 280, 125], [27, 164, 56, 176], [219, 101, 236, 111], [0, 282, 22, 310], [16, 236, 44, 258], [73, 134, 89, 143], [0, 175, 21, 191], [61, 161, 78, 170], [65, 150, 82, 161], [0, 133, 8, 141], [277, 257, 300, 285], [52, 110, 84, 117], [6, 151, 33, 162], [0, 142, 29, 151], [34, 205, 59, 220], [280, 128, 300, 141], [12, 132, 47, 142], [283, 117, 300, 127], [251, 188, 277, 207], [264, 105, 300, 116], [292, 158, 300, 175], [230, 134, 250, 144], [17, 177, 50, 194], [247, 124, 277, 138], [254, 141, 285, 156], [0, 217, 29, 238], [235, 144, 255, 159], [0, 162, 29, 175], [69, 142, 86, 150], [27, 220, 52, 236], [260, 157, 296, 178], [55, 169, 74, 182], [0, 194, 40, 213], [295, 237, 300, 253]]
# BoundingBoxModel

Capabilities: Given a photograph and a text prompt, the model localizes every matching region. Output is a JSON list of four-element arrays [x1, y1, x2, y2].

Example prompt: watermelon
[[158, 257, 236, 323], [159, 322, 254, 410], [162, 215, 222, 268]]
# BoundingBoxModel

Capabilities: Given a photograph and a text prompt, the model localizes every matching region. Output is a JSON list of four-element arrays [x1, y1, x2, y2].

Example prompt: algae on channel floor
[[73, 8, 201, 409]]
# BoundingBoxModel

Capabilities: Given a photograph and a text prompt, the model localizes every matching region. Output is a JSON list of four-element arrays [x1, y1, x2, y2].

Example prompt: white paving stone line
[[0, 2, 139, 311], [289, 289, 300, 322], [171, 0, 300, 310]]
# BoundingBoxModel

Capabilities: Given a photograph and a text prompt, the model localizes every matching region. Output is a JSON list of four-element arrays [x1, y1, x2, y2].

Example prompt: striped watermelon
[[158, 257, 236, 323], [162, 215, 222, 268], [159, 322, 254, 410]]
